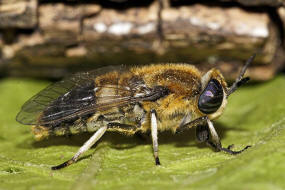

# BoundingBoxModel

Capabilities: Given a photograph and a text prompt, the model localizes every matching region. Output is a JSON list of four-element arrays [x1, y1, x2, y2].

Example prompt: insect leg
[[178, 116, 250, 154], [206, 118, 222, 148], [51, 126, 107, 170], [205, 118, 251, 154], [151, 109, 161, 165], [196, 124, 210, 143], [176, 116, 208, 133]]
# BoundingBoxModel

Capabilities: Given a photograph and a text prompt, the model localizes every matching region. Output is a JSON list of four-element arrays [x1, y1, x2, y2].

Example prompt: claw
[[221, 145, 251, 155], [227, 144, 235, 150], [51, 159, 74, 170], [155, 157, 161, 165]]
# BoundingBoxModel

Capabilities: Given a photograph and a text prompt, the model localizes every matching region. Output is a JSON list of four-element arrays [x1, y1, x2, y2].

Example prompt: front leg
[[151, 109, 161, 165], [195, 117, 250, 155]]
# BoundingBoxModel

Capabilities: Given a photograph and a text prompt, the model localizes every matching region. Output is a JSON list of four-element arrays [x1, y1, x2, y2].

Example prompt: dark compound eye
[[198, 79, 224, 114]]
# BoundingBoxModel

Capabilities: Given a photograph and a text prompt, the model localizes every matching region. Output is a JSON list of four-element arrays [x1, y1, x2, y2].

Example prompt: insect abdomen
[[32, 122, 90, 140], [32, 103, 145, 140]]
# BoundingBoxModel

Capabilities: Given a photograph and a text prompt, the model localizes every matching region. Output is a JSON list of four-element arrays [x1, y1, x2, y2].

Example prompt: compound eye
[[198, 79, 224, 114]]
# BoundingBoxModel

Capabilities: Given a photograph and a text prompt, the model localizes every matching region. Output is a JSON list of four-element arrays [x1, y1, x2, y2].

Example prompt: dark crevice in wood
[[0, 28, 36, 44], [157, 0, 164, 42], [39, 0, 154, 9], [79, 9, 102, 35], [267, 7, 285, 72], [268, 7, 284, 47], [94, 0, 154, 10]]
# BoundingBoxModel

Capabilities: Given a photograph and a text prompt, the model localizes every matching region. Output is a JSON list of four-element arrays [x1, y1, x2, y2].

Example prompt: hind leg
[[51, 126, 107, 170]]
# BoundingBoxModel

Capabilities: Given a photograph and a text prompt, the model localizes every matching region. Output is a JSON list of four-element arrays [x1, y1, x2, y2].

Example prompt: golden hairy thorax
[[133, 64, 202, 131], [132, 64, 202, 95]]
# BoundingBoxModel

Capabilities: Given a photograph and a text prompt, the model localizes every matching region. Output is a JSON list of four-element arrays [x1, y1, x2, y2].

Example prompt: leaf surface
[[0, 76, 285, 190]]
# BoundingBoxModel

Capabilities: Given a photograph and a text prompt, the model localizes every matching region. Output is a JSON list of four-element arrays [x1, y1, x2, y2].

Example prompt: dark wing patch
[[40, 80, 96, 125], [16, 66, 126, 126]]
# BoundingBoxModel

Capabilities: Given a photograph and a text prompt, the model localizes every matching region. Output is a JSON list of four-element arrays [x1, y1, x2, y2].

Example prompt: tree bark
[[0, 0, 37, 28], [0, 0, 284, 81]]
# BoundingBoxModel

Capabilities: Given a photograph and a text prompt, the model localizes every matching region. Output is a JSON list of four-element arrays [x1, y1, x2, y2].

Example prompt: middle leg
[[151, 109, 161, 165]]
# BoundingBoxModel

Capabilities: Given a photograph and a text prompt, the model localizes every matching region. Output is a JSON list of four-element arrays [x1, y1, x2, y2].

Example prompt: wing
[[16, 66, 130, 126], [16, 66, 170, 127]]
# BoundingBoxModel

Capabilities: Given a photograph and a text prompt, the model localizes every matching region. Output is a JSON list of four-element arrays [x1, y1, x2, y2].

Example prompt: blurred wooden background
[[1, 0, 285, 80]]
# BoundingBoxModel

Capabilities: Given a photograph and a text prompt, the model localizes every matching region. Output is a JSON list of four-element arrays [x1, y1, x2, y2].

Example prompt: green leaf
[[0, 76, 285, 190]]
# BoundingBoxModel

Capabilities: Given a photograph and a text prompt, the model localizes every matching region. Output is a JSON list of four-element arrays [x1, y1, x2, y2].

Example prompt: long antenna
[[227, 53, 256, 97]]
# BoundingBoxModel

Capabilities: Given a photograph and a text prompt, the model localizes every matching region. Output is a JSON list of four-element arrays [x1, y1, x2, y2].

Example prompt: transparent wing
[[16, 66, 132, 126]]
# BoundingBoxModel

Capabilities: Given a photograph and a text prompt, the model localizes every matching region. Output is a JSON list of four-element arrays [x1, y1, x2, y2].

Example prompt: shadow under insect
[[29, 120, 246, 150], [14, 120, 251, 168]]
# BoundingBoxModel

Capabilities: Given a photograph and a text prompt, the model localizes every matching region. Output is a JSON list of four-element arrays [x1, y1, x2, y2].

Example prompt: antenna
[[227, 53, 256, 97]]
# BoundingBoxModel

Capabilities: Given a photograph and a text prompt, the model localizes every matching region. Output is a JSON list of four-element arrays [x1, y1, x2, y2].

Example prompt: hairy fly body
[[16, 55, 255, 170]]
